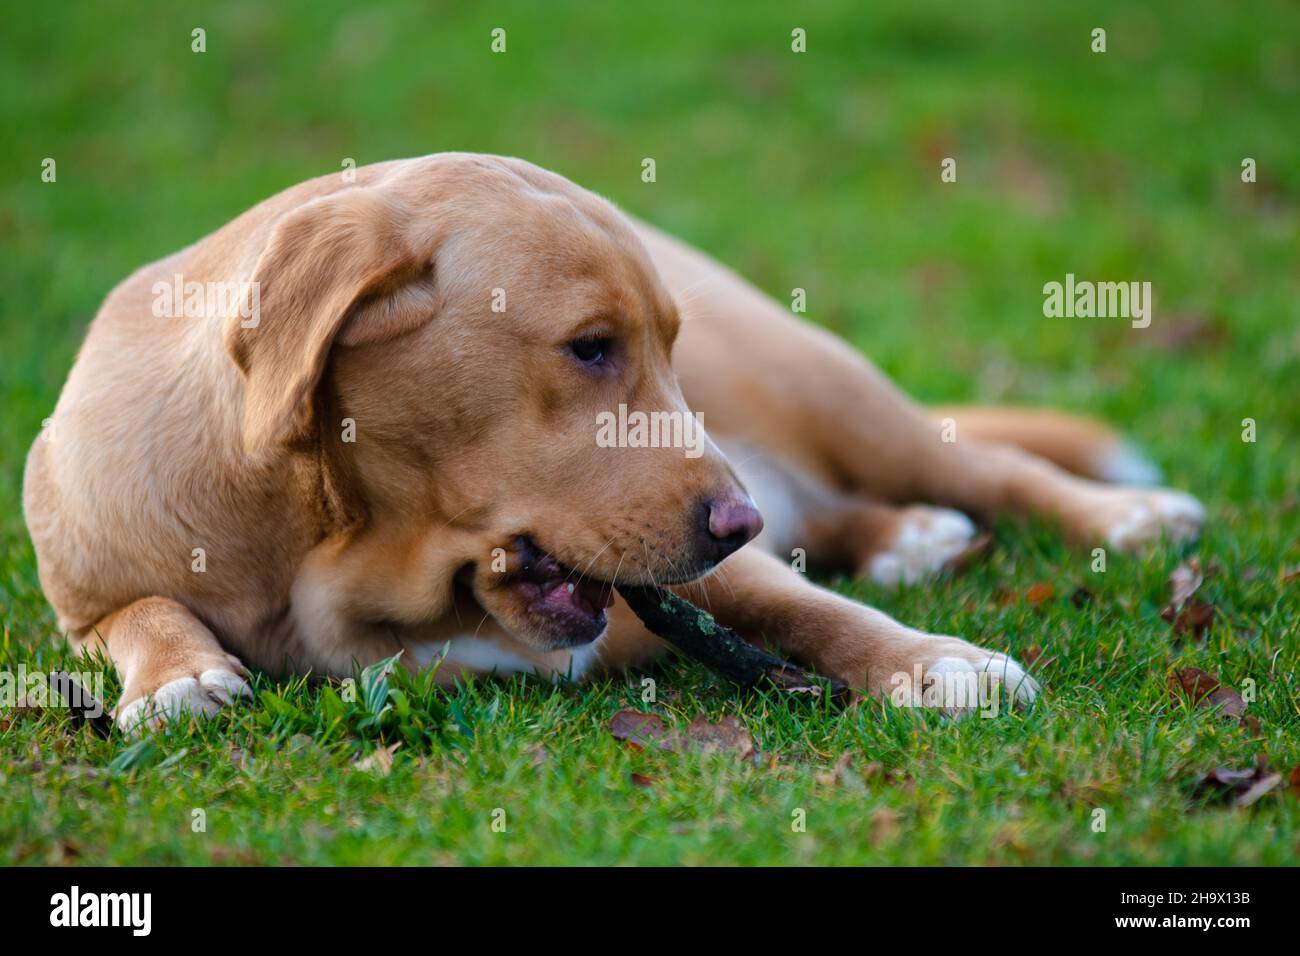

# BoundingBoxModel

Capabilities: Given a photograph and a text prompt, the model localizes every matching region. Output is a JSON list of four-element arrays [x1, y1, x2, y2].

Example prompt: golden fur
[[24, 154, 1204, 728]]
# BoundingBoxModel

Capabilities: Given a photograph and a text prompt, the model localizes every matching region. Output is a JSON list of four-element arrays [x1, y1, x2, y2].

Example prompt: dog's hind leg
[[643, 219, 1202, 550], [78, 597, 252, 734], [723, 440, 978, 585], [839, 501, 980, 586], [829, 408, 1203, 552], [927, 405, 1162, 485], [668, 289, 1200, 550]]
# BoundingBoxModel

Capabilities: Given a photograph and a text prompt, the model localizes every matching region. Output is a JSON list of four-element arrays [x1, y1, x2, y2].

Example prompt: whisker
[[573, 535, 616, 584]]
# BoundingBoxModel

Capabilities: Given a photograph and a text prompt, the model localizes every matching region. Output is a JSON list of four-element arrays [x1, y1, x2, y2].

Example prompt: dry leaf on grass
[[1194, 764, 1283, 808], [354, 742, 400, 776], [815, 757, 901, 791], [610, 710, 756, 759], [1163, 601, 1215, 638], [814, 752, 864, 789], [1161, 558, 1216, 639], [1168, 667, 1247, 719], [1168, 559, 1205, 608], [1024, 582, 1055, 606], [609, 710, 673, 751], [685, 714, 754, 758]]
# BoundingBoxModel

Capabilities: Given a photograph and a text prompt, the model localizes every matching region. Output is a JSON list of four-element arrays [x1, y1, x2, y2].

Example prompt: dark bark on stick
[[48, 671, 113, 738], [616, 584, 850, 706]]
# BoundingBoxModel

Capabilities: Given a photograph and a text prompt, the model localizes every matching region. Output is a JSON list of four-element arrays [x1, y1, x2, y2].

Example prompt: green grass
[[2, 0, 1297, 865]]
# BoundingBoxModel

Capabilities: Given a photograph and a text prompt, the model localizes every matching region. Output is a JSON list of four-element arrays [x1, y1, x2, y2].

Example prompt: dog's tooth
[[566, 582, 575, 593]]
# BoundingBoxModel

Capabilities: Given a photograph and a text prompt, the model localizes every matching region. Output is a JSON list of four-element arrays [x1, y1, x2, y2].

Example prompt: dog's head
[[227, 154, 760, 650]]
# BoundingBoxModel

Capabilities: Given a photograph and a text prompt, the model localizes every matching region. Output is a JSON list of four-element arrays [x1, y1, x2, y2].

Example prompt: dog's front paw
[[115, 659, 252, 734], [1084, 487, 1205, 551], [861, 506, 978, 586], [865, 635, 1039, 717]]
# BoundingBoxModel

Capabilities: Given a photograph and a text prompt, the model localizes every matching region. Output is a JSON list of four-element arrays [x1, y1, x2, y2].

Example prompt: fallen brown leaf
[[1167, 558, 1205, 610], [630, 772, 656, 789], [1024, 582, 1055, 606], [354, 742, 400, 776], [1161, 558, 1216, 639], [815, 752, 868, 790], [610, 710, 760, 761], [1168, 666, 1218, 703], [1162, 600, 1215, 638], [608, 710, 672, 751], [1168, 667, 1246, 718], [1194, 764, 1283, 808], [685, 714, 754, 758]]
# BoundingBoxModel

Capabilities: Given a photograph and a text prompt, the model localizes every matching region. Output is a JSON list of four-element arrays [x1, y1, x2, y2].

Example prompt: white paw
[[116, 669, 253, 733], [867, 508, 977, 586], [1102, 488, 1205, 551], [922, 652, 1039, 718], [1095, 443, 1162, 486]]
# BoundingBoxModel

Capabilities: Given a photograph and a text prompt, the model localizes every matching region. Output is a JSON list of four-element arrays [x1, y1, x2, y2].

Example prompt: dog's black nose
[[696, 491, 764, 563]]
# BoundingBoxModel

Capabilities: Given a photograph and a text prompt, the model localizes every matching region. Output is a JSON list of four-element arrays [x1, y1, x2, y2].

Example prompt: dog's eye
[[568, 335, 611, 366]]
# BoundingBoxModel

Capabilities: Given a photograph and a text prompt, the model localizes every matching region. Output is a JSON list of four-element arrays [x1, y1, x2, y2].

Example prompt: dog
[[23, 153, 1204, 730]]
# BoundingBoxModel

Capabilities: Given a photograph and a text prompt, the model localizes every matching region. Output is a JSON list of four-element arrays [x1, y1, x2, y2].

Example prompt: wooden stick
[[47, 670, 114, 738], [616, 584, 850, 706]]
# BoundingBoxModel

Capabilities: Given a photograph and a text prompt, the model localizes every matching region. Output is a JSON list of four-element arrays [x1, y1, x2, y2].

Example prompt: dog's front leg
[[664, 547, 1037, 711], [82, 597, 254, 733]]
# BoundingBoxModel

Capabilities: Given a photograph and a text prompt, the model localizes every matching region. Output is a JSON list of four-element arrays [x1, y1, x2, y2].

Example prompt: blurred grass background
[[1, 0, 1297, 865]]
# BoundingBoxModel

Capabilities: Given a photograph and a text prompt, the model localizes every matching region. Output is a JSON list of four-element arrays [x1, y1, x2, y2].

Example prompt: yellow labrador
[[23, 154, 1203, 730]]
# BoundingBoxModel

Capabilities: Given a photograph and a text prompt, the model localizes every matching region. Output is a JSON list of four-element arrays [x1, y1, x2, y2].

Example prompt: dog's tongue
[[539, 577, 615, 616]]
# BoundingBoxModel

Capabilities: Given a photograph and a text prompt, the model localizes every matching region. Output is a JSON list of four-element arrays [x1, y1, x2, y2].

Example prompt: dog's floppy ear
[[226, 187, 438, 456]]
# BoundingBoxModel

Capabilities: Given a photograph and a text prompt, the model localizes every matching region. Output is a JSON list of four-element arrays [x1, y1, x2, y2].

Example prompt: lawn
[[1, 0, 1297, 865]]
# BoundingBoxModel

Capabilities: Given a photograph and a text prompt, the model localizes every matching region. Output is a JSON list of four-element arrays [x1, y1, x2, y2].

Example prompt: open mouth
[[502, 536, 616, 647]]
